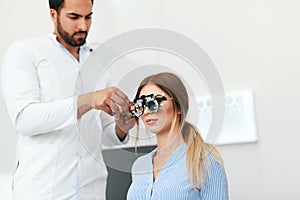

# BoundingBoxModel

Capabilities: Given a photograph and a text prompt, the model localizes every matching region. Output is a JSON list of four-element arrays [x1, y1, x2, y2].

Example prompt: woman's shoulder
[[198, 151, 229, 199], [203, 151, 228, 186], [131, 151, 154, 174]]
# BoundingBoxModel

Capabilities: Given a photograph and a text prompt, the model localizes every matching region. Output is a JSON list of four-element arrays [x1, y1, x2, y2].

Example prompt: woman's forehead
[[140, 84, 164, 95]]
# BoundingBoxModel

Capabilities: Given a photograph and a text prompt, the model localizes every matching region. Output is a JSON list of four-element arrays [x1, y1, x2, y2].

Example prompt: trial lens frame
[[132, 94, 169, 117]]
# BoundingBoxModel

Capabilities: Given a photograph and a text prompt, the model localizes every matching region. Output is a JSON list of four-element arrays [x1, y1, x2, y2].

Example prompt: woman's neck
[[156, 129, 185, 156]]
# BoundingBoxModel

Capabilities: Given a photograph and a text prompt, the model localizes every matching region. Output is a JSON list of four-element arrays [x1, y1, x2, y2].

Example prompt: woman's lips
[[145, 118, 157, 125]]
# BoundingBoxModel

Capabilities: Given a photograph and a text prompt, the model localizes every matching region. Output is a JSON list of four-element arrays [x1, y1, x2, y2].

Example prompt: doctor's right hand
[[92, 87, 131, 116], [77, 87, 132, 119]]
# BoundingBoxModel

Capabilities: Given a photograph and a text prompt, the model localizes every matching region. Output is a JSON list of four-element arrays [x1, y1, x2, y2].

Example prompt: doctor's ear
[[50, 9, 58, 23]]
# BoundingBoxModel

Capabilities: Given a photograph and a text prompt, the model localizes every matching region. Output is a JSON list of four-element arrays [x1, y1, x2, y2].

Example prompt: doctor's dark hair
[[49, 0, 94, 12], [134, 72, 224, 189]]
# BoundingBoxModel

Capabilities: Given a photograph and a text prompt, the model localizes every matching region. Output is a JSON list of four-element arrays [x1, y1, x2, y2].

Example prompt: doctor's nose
[[77, 19, 89, 31]]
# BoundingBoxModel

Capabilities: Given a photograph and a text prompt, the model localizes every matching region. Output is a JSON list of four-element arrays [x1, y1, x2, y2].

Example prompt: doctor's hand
[[78, 87, 131, 118], [91, 87, 129, 115], [95, 87, 135, 141], [111, 100, 135, 137]]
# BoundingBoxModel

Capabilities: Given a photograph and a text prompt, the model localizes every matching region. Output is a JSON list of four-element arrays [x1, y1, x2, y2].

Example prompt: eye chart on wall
[[197, 89, 258, 145]]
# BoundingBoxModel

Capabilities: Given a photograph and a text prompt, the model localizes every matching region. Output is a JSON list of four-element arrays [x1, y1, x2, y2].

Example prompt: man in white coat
[[0, 0, 134, 199]]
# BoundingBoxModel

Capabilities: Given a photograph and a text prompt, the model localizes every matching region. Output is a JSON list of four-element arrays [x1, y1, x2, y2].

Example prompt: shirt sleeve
[[1, 42, 78, 136], [199, 156, 229, 200]]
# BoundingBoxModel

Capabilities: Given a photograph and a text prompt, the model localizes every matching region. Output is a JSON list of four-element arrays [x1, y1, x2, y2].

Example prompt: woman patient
[[127, 72, 228, 199]]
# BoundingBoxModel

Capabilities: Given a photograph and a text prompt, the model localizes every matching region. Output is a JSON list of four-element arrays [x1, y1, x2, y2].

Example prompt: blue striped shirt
[[127, 144, 228, 200]]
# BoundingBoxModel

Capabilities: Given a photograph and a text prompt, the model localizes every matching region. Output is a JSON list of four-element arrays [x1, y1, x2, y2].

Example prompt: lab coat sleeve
[[1, 42, 78, 136]]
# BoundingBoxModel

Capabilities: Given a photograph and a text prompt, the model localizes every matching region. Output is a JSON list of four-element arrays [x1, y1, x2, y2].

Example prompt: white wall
[[1, 0, 300, 199]]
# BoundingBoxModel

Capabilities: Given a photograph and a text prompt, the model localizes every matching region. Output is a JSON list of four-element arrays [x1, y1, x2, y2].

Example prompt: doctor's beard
[[57, 18, 88, 47]]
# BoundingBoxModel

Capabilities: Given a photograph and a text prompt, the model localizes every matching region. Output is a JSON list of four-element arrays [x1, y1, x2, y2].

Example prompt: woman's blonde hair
[[134, 72, 224, 189]]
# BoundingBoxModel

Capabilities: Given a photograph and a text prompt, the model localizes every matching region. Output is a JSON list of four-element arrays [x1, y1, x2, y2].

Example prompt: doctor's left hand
[[110, 95, 135, 135]]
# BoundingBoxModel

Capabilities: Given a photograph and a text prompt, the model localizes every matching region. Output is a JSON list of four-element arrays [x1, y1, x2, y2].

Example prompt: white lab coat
[[1, 34, 126, 200]]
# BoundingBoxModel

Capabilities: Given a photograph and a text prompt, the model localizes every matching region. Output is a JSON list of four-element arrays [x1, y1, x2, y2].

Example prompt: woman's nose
[[143, 106, 151, 115]]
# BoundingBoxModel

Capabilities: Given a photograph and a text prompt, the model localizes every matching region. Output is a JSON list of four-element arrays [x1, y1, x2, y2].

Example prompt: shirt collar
[[48, 33, 89, 50], [48, 33, 90, 64]]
